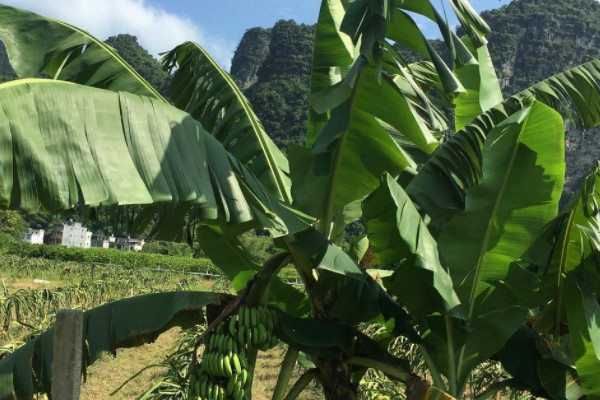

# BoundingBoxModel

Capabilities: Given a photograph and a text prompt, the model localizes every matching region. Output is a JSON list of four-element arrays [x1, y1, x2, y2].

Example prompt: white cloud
[[1, 0, 235, 70]]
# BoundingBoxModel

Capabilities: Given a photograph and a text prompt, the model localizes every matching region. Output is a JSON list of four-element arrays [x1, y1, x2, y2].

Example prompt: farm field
[[0, 254, 214, 348], [0, 252, 322, 400], [79, 331, 322, 400]]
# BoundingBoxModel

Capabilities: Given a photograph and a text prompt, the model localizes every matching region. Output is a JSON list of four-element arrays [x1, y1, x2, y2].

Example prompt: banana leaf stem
[[347, 356, 410, 382], [419, 344, 446, 390], [271, 347, 300, 400], [247, 252, 292, 305], [445, 316, 458, 396], [246, 345, 259, 399], [474, 379, 522, 400], [555, 210, 575, 340], [283, 369, 318, 400], [318, 71, 364, 238]]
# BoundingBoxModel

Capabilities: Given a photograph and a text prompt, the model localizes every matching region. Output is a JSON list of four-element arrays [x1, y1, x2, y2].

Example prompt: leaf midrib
[[47, 16, 166, 102], [467, 106, 533, 317], [188, 43, 291, 204]]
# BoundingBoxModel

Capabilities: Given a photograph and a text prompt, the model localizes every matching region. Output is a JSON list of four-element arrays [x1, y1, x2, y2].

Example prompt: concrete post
[[52, 309, 84, 400]]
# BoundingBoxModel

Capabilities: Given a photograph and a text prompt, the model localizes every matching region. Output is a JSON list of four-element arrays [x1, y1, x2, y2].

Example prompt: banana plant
[[1, 1, 600, 400]]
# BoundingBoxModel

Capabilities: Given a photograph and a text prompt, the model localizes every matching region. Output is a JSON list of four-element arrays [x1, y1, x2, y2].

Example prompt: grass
[[253, 346, 322, 400], [81, 328, 181, 399], [0, 255, 318, 399], [79, 329, 322, 400]]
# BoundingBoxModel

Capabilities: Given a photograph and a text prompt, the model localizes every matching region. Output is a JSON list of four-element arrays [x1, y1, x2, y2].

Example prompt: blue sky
[[149, 0, 512, 48], [4, 0, 512, 70]]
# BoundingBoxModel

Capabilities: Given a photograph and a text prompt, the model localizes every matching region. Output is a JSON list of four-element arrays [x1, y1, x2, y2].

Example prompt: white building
[[113, 237, 145, 252], [49, 220, 92, 248], [91, 235, 116, 249], [23, 228, 45, 245]]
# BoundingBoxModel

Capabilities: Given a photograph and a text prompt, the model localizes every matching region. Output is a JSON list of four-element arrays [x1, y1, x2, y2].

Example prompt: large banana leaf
[[290, 94, 415, 222], [299, 0, 483, 233], [528, 163, 600, 306], [0, 291, 222, 400], [454, 38, 503, 130], [0, 78, 253, 227], [565, 270, 600, 399], [425, 101, 565, 385], [307, 0, 456, 148], [408, 58, 600, 231], [438, 101, 565, 303], [564, 271, 600, 398], [0, 4, 164, 100], [162, 42, 291, 203], [362, 173, 462, 318], [519, 163, 600, 398]]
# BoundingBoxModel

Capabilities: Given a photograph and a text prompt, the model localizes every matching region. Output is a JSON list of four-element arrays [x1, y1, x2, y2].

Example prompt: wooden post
[[52, 309, 84, 400]]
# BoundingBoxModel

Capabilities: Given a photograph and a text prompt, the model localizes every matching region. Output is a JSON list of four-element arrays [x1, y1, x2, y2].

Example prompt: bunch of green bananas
[[234, 304, 278, 351], [189, 305, 279, 400]]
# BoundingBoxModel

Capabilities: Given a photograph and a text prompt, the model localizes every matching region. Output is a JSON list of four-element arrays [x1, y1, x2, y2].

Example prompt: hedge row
[[2, 239, 218, 273], [0, 234, 302, 282]]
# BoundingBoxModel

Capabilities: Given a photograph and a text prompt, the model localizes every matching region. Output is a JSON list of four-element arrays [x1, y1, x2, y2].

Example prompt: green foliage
[[482, 0, 600, 95], [0, 291, 220, 399], [238, 231, 278, 262], [230, 27, 272, 89], [4, 1, 600, 400], [142, 241, 193, 257], [234, 20, 315, 151], [246, 76, 311, 149], [0, 210, 26, 239], [104, 34, 170, 97], [2, 242, 216, 273]]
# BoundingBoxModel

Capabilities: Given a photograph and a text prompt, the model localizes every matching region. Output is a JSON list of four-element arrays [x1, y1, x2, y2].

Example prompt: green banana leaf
[[301, 0, 481, 232], [538, 359, 586, 400], [195, 226, 310, 317], [0, 7, 293, 236], [564, 271, 600, 398], [0, 291, 222, 400], [362, 173, 462, 318], [0, 3, 164, 100], [438, 101, 565, 302], [454, 38, 503, 130], [306, 0, 355, 145], [395, 0, 477, 75], [496, 163, 600, 399], [0, 79, 254, 228], [407, 58, 600, 231], [288, 227, 414, 330], [497, 326, 543, 392], [526, 162, 600, 308], [431, 102, 564, 385], [162, 42, 291, 203], [290, 102, 414, 220]]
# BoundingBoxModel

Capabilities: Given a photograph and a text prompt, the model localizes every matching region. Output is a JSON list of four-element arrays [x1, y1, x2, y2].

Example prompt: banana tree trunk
[[317, 359, 358, 400]]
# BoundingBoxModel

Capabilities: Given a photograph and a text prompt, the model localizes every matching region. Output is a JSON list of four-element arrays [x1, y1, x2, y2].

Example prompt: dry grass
[[253, 346, 322, 400], [81, 328, 181, 400], [79, 329, 323, 400], [2, 278, 68, 290]]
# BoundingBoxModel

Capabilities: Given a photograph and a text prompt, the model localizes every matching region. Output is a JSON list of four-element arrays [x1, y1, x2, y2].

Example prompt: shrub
[[1, 242, 218, 273]]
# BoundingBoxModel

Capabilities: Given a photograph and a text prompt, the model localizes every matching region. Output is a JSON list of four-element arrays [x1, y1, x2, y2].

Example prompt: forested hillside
[[104, 34, 171, 97], [237, 20, 315, 149]]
